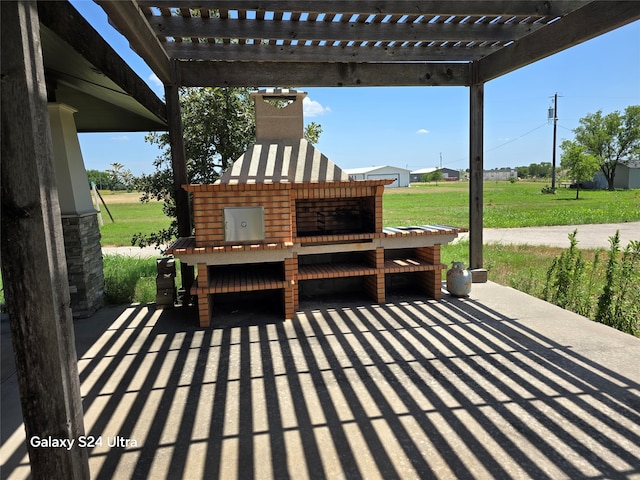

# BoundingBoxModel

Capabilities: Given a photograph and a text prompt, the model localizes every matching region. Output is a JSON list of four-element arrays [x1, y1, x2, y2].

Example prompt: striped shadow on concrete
[[2, 283, 639, 479]]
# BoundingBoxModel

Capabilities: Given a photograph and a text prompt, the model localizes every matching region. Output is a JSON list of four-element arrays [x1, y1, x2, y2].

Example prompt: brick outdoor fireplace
[[168, 89, 466, 327]]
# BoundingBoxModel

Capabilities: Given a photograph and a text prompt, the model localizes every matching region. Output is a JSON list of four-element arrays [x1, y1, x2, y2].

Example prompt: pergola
[[2, 1, 639, 477], [97, 0, 639, 276]]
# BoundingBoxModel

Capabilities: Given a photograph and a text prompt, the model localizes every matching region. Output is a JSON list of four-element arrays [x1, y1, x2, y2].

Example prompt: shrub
[[595, 233, 640, 335], [544, 230, 639, 336], [543, 230, 587, 312]]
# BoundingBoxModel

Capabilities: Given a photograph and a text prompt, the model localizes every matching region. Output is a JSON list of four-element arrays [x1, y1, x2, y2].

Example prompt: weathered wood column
[[1, 1, 90, 478], [469, 72, 487, 282], [165, 67, 194, 302]]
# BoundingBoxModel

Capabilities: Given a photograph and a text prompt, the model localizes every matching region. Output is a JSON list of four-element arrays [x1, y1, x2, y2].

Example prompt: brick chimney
[[251, 88, 306, 141]]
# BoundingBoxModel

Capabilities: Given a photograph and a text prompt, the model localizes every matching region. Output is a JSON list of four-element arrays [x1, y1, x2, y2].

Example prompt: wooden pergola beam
[[96, 0, 172, 84], [178, 60, 471, 87], [165, 42, 499, 63], [150, 15, 540, 42], [37, 1, 167, 124], [138, 0, 589, 17], [1, 1, 89, 477], [477, 1, 640, 82], [469, 69, 484, 277]]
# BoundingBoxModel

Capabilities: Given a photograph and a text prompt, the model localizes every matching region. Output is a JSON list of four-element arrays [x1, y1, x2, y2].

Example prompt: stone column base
[[61, 213, 104, 317]]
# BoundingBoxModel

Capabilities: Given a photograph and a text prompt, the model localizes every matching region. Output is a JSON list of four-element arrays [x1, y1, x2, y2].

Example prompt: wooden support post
[[165, 69, 194, 303], [469, 75, 488, 282], [0, 2, 90, 478]]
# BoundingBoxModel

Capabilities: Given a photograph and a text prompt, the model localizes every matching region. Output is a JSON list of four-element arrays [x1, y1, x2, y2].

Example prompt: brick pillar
[[416, 245, 441, 265], [61, 213, 104, 317], [284, 255, 297, 318], [417, 245, 443, 299], [365, 248, 385, 303], [195, 264, 210, 326]]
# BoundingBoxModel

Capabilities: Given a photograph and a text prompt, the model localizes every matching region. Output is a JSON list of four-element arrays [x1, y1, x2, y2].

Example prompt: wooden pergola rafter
[[98, 1, 639, 87]]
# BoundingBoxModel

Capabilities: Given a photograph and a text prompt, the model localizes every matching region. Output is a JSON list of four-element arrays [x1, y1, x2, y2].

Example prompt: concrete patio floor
[[2, 282, 639, 479]]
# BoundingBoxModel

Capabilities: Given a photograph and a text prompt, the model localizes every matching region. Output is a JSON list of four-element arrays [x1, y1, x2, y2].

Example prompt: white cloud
[[148, 73, 163, 90], [416, 129, 430, 135], [303, 97, 331, 117], [111, 135, 130, 141]]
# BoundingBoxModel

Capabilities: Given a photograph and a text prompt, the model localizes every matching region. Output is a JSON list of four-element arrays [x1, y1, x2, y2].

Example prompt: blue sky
[[72, 1, 640, 176]]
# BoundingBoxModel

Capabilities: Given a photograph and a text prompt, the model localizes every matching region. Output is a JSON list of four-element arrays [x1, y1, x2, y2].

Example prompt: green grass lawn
[[98, 200, 170, 246], [97, 182, 640, 246], [384, 181, 640, 228]]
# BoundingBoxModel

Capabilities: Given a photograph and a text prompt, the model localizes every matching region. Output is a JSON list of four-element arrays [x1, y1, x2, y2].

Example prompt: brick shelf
[[383, 257, 446, 273], [295, 232, 381, 245], [297, 263, 377, 280], [195, 264, 286, 294]]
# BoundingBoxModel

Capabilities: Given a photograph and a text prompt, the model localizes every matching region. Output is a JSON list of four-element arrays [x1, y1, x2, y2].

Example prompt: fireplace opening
[[209, 290, 286, 325], [295, 197, 375, 237], [299, 276, 373, 303]]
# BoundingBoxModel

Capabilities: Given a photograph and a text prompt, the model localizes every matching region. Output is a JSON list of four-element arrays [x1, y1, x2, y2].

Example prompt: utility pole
[[550, 93, 558, 191]]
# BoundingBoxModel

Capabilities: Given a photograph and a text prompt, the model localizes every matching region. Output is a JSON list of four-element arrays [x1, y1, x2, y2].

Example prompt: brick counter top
[[383, 225, 468, 237], [166, 236, 293, 255], [168, 224, 467, 256]]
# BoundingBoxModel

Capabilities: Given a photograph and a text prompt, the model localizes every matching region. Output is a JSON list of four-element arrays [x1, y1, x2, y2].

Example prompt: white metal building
[[613, 161, 640, 189], [344, 165, 411, 187], [594, 161, 640, 189]]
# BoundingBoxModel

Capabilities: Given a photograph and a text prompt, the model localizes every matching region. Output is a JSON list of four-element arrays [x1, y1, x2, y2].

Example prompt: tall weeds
[[103, 255, 159, 304], [595, 233, 640, 335], [544, 230, 639, 336]]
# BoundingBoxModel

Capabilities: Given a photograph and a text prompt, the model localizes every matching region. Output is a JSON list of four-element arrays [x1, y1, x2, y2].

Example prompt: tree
[[86, 169, 111, 190], [106, 162, 134, 191], [420, 169, 443, 184], [560, 140, 599, 199], [572, 106, 640, 190], [133, 87, 322, 248], [516, 166, 529, 179]]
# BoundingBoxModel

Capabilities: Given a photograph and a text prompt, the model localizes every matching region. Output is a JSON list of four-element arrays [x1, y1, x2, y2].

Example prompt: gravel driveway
[[455, 222, 640, 249]]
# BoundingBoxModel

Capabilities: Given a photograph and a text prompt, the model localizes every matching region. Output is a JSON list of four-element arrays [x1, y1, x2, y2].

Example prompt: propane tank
[[446, 261, 472, 297]]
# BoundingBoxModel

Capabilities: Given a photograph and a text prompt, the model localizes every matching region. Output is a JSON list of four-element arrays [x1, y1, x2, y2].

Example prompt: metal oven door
[[223, 207, 265, 242]]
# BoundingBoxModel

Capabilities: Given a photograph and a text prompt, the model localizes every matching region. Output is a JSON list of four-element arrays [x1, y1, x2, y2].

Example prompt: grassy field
[[96, 182, 640, 246], [96, 193, 170, 246], [384, 181, 640, 228]]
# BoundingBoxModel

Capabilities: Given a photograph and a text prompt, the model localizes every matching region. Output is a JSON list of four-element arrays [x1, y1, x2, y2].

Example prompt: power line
[[485, 122, 548, 152]]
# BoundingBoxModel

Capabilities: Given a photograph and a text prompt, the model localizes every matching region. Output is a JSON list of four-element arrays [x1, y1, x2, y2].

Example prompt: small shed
[[593, 161, 640, 189], [345, 165, 411, 187], [613, 161, 640, 189]]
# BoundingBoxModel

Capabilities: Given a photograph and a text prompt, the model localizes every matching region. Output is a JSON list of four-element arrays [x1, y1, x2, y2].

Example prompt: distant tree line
[[515, 162, 553, 179], [87, 163, 135, 191]]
